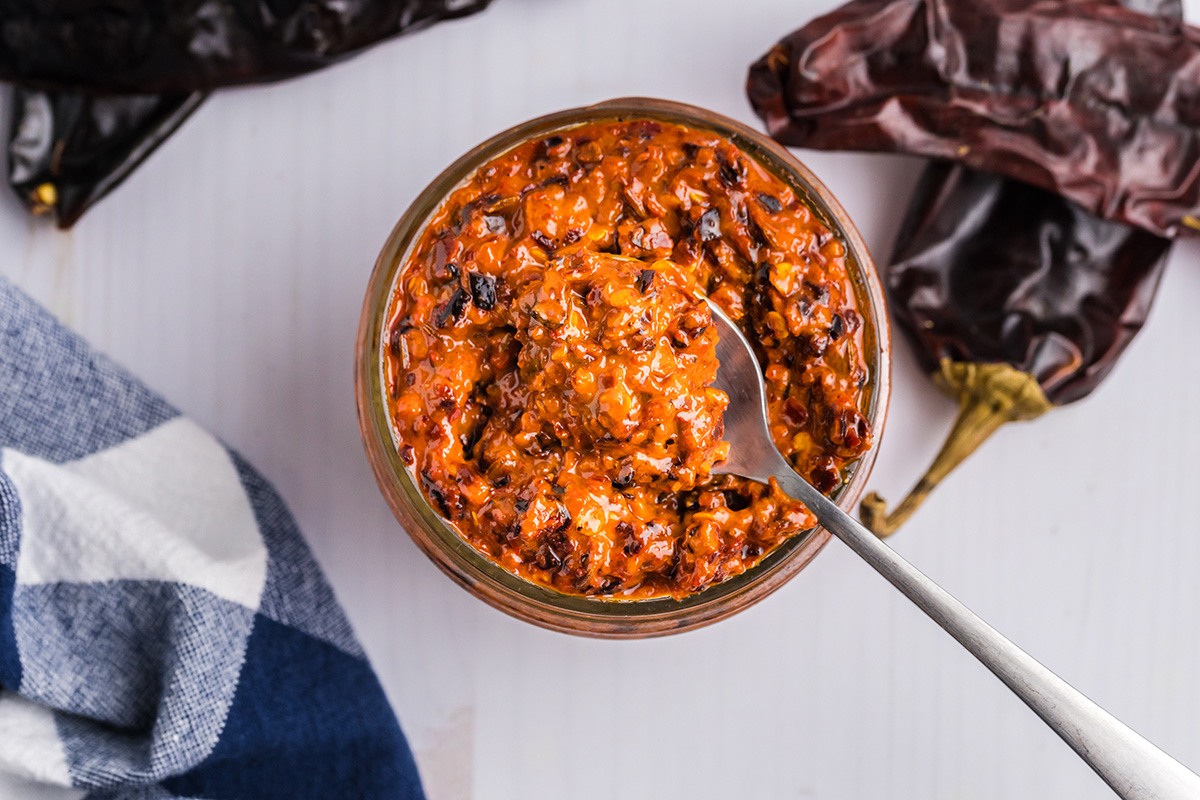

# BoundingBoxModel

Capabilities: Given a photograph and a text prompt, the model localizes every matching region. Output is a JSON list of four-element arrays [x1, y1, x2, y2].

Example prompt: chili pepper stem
[[859, 359, 1052, 537]]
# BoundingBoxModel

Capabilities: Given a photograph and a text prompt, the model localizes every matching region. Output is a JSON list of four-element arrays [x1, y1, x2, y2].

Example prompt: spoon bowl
[[710, 302, 791, 484]]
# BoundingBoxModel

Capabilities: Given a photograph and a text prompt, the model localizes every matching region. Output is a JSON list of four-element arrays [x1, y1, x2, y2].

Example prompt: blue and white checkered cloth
[[0, 276, 424, 799]]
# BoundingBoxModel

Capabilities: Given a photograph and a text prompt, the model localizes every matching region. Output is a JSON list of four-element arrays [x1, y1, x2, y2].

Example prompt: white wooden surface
[[3, 1, 1200, 797]]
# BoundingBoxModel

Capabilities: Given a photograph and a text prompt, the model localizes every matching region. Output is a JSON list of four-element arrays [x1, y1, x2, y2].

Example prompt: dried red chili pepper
[[3, 0, 495, 227], [747, 0, 1181, 534], [857, 161, 1171, 534], [746, 0, 1200, 239]]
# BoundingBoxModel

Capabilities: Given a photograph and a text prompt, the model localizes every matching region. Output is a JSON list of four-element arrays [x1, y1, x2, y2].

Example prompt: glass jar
[[355, 98, 891, 638]]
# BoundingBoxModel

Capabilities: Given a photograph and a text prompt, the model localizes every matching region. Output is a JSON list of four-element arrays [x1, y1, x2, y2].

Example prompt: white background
[[3, 1, 1200, 797]]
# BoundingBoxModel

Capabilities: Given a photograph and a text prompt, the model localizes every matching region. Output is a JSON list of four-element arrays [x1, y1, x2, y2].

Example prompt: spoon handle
[[773, 469, 1200, 799]]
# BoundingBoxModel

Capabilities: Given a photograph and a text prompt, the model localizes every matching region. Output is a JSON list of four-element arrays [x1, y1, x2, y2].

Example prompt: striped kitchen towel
[[0, 275, 424, 799]]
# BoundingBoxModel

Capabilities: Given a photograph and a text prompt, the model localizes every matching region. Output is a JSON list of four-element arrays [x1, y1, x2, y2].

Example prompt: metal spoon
[[708, 301, 1200, 800]]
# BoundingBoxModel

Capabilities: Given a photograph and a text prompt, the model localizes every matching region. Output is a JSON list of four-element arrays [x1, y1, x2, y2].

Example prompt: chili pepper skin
[[746, 0, 1200, 239], [858, 162, 1171, 533], [8, 88, 206, 228], [888, 162, 1171, 408], [0, 0, 496, 94]]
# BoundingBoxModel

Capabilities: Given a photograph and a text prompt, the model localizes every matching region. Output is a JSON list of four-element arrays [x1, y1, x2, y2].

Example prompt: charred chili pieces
[[3, 0, 495, 226], [746, 0, 1200, 239], [384, 119, 872, 599], [858, 162, 1170, 534]]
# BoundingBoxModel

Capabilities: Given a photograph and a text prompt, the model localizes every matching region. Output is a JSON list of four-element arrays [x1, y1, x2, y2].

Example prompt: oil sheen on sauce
[[384, 119, 871, 599]]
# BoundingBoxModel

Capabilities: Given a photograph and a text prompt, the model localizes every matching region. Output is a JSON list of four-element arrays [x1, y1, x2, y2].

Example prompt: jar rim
[[354, 97, 892, 638]]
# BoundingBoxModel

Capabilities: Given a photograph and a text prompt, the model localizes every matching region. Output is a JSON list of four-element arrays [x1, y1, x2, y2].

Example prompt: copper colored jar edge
[[355, 97, 892, 638]]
